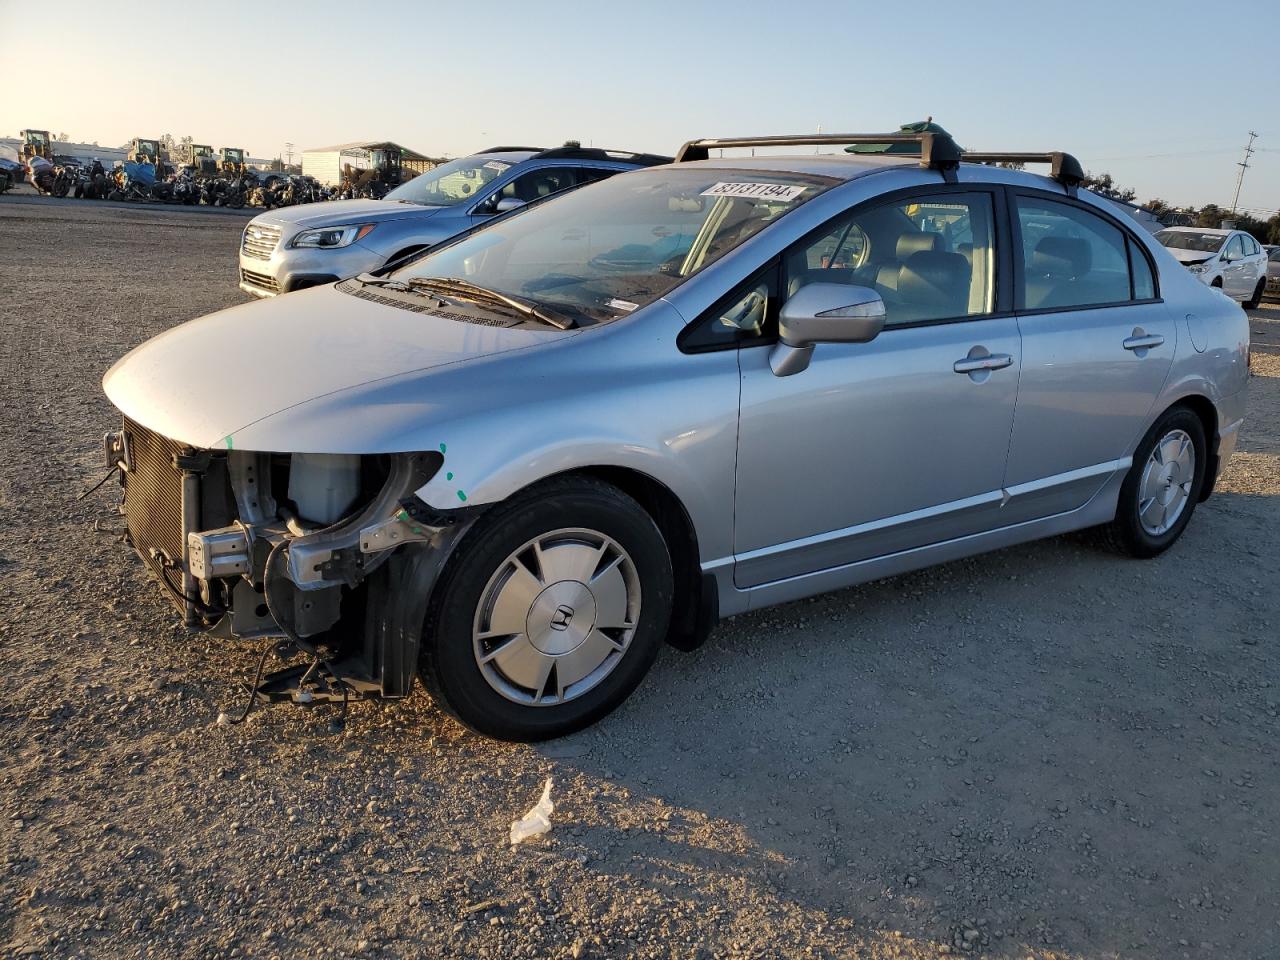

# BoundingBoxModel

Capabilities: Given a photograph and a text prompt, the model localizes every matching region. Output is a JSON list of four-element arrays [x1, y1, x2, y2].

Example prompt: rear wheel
[[1098, 407, 1206, 558], [419, 477, 673, 741], [1244, 280, 1264, 310]]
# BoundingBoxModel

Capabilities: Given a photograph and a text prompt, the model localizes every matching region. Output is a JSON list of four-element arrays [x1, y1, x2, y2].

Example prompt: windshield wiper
[[405, 277, 576, 330]]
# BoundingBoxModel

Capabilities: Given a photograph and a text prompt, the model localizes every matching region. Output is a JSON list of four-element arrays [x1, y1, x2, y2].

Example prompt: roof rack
[[674, 133, 1085, 191], [478, 146, 546, 154], [533, 144, 671, 167], [675, 132, 964, 178], [963, 152, 1085, 190]]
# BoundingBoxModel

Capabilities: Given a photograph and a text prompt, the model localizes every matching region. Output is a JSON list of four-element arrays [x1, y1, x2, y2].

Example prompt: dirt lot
[[1, 196, 1278, 960]]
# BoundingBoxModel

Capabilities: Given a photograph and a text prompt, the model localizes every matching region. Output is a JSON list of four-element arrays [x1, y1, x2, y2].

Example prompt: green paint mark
[[456, 490, 468, 503], [446, 471, 453, 481], [439, 442, 447, 453], [397, 509, 410, 521], [223, 435, 234, 450]]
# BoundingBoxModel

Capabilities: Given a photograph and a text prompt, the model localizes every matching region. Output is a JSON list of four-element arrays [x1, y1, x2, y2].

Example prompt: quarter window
[[784, 192, 997, 327], [1015, 197, 1134, 310]]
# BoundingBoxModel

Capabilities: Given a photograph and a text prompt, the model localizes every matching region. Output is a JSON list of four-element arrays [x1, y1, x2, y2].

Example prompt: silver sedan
[[103, 133, 1249, 740]]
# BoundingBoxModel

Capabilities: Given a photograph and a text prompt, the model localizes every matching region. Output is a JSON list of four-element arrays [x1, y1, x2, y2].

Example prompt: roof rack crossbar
[[478, 145, 546, 154], [674, 134, 1084, 191], [955, 151, 1085, 189], [533, 145, 672, 166], [675, 132, 963, 174]]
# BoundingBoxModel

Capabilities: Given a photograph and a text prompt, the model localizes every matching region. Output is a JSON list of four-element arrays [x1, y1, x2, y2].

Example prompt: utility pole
[[284, 141, 295, 170], [1230, 131, 1257, 215]]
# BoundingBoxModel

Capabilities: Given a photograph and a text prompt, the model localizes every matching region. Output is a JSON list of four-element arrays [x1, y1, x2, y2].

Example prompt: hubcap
[[473, 528, 640, 706], [1137, 429, 1195, 536]]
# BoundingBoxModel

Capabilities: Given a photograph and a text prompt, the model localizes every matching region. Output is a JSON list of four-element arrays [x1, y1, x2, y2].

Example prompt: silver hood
[[253, 198, 446, 229], [103, 284, 573, 450]]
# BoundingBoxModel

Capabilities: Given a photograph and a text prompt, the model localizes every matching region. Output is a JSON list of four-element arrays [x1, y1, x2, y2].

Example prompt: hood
[[254, 198, 445, 229], [103, 284, 574, 450], [1165, 247, 1217, 265]]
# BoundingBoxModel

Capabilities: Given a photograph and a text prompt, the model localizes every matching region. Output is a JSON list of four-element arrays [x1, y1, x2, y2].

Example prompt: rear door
[[1002, 191, 1175, 523]]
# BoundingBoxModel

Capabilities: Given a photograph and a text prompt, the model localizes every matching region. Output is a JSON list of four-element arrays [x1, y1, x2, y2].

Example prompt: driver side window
[[784, 192, 997, 327], [479, 167, 585, 214]]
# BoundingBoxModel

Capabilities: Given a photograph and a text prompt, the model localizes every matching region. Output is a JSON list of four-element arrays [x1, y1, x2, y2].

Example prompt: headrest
[[898, 251, 969, 300], [896, 232, 942, 259], [1032, 237, 1091, 278]]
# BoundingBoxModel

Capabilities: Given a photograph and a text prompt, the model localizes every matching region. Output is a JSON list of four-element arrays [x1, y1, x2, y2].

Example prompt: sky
[[2, 0, 1278, 215]]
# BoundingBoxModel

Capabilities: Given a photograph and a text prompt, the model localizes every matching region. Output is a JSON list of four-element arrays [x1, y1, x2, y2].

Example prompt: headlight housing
[[292, 223, 376, 249], [1186, 264, 1207, 275]]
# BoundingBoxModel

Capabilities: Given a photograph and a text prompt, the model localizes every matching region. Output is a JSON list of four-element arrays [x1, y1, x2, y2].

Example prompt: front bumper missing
[[110, 428, 473, 704]]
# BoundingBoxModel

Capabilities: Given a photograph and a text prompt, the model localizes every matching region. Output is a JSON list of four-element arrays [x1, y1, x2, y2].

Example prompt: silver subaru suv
[[237, 143, 670, 297], [104, 130, 1249, 741]]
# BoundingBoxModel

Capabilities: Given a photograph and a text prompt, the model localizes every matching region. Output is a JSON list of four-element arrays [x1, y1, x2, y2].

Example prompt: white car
[[1155, 226, 1268, 307]]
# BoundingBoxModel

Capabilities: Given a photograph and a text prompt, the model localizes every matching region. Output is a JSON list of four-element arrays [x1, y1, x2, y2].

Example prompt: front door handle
[[953, 353, 1013, 374], [1123, 333, 1165, 351]]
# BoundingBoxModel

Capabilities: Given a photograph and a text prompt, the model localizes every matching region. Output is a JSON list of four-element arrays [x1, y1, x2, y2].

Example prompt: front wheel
[[1099, 407, 1206, 558], [419, 477, 673, 741]]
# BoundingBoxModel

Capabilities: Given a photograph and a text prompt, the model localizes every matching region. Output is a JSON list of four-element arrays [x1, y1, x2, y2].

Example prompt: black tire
[[1097, 406, 1207, 558], [1244, 280, 1264, 310], [419, 476, 673, 741]]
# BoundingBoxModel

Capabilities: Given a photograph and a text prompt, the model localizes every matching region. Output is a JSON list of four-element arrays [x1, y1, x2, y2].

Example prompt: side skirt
[[710, 468, 1125, 617]]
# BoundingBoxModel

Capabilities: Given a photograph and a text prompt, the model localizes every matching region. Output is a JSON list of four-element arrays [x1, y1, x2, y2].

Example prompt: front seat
[[894, 249, 971, 322]]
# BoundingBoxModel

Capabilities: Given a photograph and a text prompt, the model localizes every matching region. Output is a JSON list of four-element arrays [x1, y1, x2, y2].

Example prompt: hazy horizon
[[3, 0, 1278, 214]]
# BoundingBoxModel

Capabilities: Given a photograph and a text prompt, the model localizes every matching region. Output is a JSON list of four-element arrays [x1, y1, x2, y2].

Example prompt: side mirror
[[770, 282, 886, 376], [494, 197, 525, 214]]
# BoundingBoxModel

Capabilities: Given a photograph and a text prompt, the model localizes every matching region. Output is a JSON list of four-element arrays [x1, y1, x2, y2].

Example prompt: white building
[[302, 141, 438, 186]]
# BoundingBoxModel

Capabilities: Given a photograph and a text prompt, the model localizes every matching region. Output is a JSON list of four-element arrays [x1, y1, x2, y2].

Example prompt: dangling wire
[[221, 639, 275, 725], [77, 465, 120, 500]]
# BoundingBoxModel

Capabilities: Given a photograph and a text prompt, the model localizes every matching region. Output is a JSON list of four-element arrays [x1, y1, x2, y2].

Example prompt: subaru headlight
[[292, 223, 376, 249]]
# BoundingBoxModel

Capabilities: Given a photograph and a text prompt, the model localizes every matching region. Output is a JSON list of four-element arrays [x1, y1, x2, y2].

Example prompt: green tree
[[1083, 171, 1136, 202]]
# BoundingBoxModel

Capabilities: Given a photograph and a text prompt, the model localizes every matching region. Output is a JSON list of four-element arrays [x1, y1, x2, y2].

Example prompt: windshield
[[1157, 230, 1226, 253], [385, 155, 520, 207], [392, 167, 834, 324]]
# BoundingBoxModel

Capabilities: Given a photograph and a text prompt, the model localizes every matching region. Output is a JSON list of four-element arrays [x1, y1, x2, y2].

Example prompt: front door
[[733, 188, 1021, 588], [1002, 191, 1176, 523]]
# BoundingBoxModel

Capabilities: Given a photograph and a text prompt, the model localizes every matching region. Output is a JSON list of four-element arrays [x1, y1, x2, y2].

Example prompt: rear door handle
[[953, 353, 1013, 374], [1123, 334, 1165, 351]]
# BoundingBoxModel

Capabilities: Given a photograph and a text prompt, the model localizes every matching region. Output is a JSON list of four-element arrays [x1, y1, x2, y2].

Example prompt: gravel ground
[[1, 196, 1278, 960]]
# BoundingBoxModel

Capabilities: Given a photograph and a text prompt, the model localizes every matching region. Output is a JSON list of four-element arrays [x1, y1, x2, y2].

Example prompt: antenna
[[1229, 131, 1257, 215]]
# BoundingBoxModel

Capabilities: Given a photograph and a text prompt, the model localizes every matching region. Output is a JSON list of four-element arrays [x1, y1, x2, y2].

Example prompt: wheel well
[[575, 466, 712, 651], [1210, 276, 1223, 287], [1166, 395, 1219, 501]]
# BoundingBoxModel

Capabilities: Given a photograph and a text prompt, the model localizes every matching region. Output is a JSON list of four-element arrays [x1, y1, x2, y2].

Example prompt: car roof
[[1160, 226, 1231, 235]]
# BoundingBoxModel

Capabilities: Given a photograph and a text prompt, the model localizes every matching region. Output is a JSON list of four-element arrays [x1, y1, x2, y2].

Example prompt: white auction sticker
[[606, 298, 639, 312], [483, 160, 511, 172], [701, 181, 807, 201]]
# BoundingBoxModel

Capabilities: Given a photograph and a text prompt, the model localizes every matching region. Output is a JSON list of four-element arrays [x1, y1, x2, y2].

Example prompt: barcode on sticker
[[607, 298, 639, 312], [701, 182, 807, 201]]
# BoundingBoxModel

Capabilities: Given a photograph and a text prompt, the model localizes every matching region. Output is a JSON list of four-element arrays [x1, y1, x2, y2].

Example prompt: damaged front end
[[105, 419, 475, 705]]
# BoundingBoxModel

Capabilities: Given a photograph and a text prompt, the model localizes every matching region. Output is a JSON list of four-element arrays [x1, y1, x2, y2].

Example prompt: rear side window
[[1015, 196, 1138, 310]]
